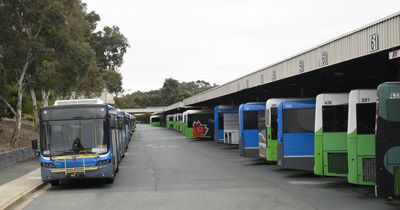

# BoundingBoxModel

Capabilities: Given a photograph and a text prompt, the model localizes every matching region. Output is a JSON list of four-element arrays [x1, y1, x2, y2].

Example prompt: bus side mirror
[[31, 139, 40, 156]]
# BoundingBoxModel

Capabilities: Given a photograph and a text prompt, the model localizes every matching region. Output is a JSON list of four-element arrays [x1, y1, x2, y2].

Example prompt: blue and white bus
[[214, 105, 239, 144], [277, 100, 316, 171], [38, 99, 127, 186], [239, 102, 266, 158]]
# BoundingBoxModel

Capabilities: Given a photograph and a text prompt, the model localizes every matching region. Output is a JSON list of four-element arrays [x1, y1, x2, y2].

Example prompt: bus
[[347, 89, 376, 186], [183, 110, 214, 139], [174, 113, 182, 131], [183, 110, 200, 137], [150, 115, 161, 126], [214, 105, 239, 144], [376, 82, 400, 198], [277, 100, 315, 171], [166, 114, 174, 129], [264, 98, 309, 161], [38, 99, 127, 186], [239, 102, 265, 158], [314, 93, 349, 177]]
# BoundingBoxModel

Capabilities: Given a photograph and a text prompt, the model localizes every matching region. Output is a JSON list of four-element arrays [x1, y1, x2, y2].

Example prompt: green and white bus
[[347, 89, 376, 186], [166, 114, 174, 129], [150, 115, 161, 126], [314, 93, 349, 177]]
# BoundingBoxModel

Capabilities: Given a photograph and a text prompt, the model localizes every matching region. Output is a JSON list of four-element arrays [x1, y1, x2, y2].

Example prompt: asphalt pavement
[[22, 124, 399, 210]]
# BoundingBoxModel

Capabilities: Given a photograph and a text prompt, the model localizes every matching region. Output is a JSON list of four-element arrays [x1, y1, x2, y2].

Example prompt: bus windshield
[[41, 119, 108, 156]]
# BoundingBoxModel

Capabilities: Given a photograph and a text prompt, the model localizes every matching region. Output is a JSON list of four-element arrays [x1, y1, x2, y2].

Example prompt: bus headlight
[[41, 163, 55, 168], [97, 159, 111, 166]]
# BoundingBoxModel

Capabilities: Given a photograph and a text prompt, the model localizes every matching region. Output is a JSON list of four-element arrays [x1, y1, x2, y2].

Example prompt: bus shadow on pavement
[[243, 159, 271, 166], [47, 179, 112, 191], [219, 145, 239, 150]]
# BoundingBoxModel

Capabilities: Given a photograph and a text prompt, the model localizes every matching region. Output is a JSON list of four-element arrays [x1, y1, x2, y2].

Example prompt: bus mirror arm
[[31, 139, 40, 156]]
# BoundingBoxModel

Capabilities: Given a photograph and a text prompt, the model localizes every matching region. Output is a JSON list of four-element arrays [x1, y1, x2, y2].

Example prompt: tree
[[0, 0, 68, 144], [103, 70, 123, 95], [89, 26, 129, 71], [115, 78, 217, 108]]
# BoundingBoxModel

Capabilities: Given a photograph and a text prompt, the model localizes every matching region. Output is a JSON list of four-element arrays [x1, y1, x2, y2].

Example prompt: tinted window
[[322, 105, 348, 132], [356, 103, 376, 134], [387, 100, 400, 122], [243, 111, 258, 130], [41, 107, 106, 121], [283, 108, 315, 133], [152, 118, 160, 123], [271, 108, 278, 139], [218, 113, 224, 129], [188, 114, 194, 128]]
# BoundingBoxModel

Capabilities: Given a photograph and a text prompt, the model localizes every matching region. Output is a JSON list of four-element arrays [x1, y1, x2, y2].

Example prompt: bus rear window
[[322, 105, 348, 132], [387, 100, 400, 122], [356, 103, 376, 134], [188, 115, 194, 128], [243, 111, 258, 130], [283, 108, 315, 133], [218, 113, 224, 129], [271, 108, 278, 139]]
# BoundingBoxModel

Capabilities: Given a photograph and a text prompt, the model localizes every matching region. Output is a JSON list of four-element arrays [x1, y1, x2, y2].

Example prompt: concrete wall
[[0, 147, 36, 168]]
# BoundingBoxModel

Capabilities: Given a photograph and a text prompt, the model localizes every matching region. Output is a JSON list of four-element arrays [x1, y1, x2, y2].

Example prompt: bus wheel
[[104, 178, 114, 184], [50, 180, 59, 186]]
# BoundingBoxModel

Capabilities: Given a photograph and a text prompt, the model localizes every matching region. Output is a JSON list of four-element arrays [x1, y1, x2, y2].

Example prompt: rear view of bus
[[277, 100, 315, 171], [39, 99, 119, 186], [150, 115, 161, 126], [376, 82, 400, 198], [239, 102, 265, 158], [347, 89, 376, 186], [214, 106, 239, 144], [314, 93, 349, 177], [265, 98, 309, 162]]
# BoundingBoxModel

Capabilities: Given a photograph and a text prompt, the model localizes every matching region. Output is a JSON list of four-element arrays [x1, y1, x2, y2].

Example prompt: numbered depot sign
[[389, 49, 400, 60], [321, 52, 328, 66], [272, 70, 277, 81], [299, 60, 304, 73], [369, 34, 379, 52]]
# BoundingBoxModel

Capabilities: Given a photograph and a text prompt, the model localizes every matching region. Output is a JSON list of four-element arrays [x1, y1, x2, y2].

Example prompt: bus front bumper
[[40, 163, 114, 182]]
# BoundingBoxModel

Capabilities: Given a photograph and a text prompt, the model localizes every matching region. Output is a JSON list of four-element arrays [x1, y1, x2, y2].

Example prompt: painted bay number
[[299, 60, 304, 73], [361, 98, 370, 103], [322, 52, 328, 66], [369, 34, 379, 52], [390, 92, 400, 99]]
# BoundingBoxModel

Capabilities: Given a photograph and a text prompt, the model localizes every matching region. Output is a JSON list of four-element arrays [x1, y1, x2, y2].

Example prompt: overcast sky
[[83, 0, 400, 93]]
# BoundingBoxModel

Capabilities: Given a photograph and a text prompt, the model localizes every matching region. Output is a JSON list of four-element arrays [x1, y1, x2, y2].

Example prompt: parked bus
[[264, 98, 309, 161], [239, 102, 265, 158], [277, 100, 316, 171], [38, 99, 127, 186], [214, 105, 239, 144], [166, 114, 174, 129], [347, 89, 377, 186], [314, 93, 349, 177], [183, 110, 201, 137], [150, 115, 161, 126], [183, 110, 214, 139], [376, 82, 400, 198]]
